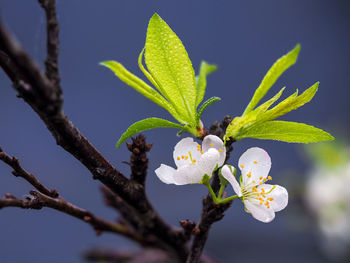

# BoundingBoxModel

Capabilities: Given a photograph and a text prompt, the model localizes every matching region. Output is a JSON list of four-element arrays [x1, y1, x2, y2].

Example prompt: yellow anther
[[201, 151, 204, 154], [259, 182, 263, 185], [254, 161, 258, 164], [267, 205, 270, 209], [209, 143, 213, 147], [193, 159, 197, 163], [177, 157, 180, 160], [263, 178, 267, 182], [259, 176, 263, 180], [219, 149, 223, 152], [240, 164, 244, 168], [261, 188, 265, 192], [256, 193, 260, 196], [267, 197, 274, 201], [181, 155, 185, 159], [247, 172, 252, 178], [268, 176, 272, 180], [256, 197, 259, 200], [259, 201, 263, 205], [185, 156, 188, 160], [259, 198, 263, 201], [252, 186, 257, 192], [252, 180, 256, 184], [265, 201, 269, 205]]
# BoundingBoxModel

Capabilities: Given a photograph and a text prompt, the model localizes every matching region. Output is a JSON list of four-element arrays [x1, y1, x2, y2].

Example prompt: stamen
[[247, 172, 252, 178], [193, 159, 197, 163], [254, 161, 258, 164], [259, 182, 263, 185], [219, 149, 223, 152], [201, 151, 204, 154], [181, 155, 185, 159], [268, 176, 272, 180], [252, 180, 256, 184], [259, 176, 263, 180], [265, 186, 276, 194], [267, 197, 274, 201], [209, 143, 213, 147], [263, 178, 267, 182], [240, 164, 244, 168], [188, 151, 193, 162], [185, 156, 188, 160], [177, 156, 180, 160]]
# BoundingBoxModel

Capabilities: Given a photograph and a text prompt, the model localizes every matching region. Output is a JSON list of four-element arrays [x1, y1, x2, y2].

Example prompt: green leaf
[[224, 83, 319, 142], [116, 118, 185, 148], [262, 82, 318, 121], [138, 48, 162, 93], [145, 13, 197, 124], [196, 61, 217, 107], [243, 44, 301, 115], [196, 97, 221, 122], [236, 121, 334, 143], [253, 87, 285, 114], [100, 61, 186, 124]]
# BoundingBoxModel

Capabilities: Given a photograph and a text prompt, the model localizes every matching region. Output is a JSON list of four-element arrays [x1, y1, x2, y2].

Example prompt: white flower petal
[[259, 184, 288, 212], [202, 135, 226, 167], [173, 164, 203, 185], [244, 200, 275, 223], [155, 164, 178, 185], [221, 165, 242, 197], [238, 147, 271, 186], [197, 148, 220, 176], [173, 137, 201, 168]]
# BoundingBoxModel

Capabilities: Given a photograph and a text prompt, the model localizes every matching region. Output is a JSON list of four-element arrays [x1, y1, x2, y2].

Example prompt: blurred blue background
[[1, 0, 350, 262]]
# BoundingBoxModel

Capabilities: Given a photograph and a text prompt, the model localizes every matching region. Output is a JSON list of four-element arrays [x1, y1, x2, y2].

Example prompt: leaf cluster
[[224, 45, 333, 144], [102, 14, 219, 148]]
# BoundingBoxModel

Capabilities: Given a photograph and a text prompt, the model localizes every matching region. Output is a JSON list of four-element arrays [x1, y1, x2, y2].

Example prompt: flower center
[[242, 184, 276, 209]]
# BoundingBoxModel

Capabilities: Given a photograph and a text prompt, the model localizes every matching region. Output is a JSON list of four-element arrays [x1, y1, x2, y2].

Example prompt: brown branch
[[0, 10, 212, 262], [100, 185, 146, 235], [0, 191, 141, 242], [186, 116, 235, 263], [38, 0, 61, 89], [0, 20, 60, 116], [84, 248, 180, 263], [0, 147, 58, 197], [0, 23, 187, 257]]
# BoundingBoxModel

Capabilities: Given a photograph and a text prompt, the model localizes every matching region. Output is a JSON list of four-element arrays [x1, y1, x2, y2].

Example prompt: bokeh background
[[1, 0, 350, 262]]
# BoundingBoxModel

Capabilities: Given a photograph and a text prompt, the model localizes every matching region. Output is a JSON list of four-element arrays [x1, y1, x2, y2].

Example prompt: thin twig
[[38, 0, 61, 90], [0, 191, 141, 241], [0, 147, 58, 197]]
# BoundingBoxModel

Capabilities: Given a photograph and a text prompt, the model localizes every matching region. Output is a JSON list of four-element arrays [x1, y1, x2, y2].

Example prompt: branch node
[[127, 135, 150, 185], [84, 216, 92, 222]]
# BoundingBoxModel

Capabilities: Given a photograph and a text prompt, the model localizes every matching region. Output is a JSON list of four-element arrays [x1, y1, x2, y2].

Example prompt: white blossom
[[155, 135, 225, 185], [221, 147, 288, 223]]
